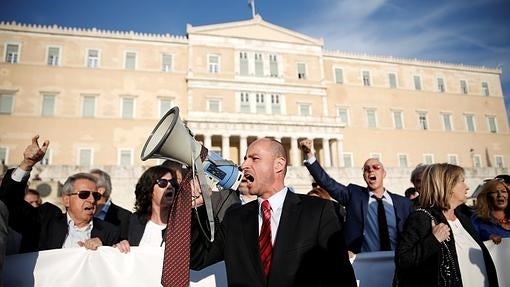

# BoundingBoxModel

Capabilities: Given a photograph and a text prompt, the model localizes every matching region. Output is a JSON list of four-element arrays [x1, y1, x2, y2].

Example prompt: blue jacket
[[305, 161, 414, 253]]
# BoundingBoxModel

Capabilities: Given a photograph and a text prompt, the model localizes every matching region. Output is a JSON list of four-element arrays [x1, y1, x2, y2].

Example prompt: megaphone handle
[[194, 149, 215, 242]]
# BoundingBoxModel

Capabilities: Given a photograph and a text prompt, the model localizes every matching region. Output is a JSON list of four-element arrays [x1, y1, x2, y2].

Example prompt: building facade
[[0, 16, 508, 208]]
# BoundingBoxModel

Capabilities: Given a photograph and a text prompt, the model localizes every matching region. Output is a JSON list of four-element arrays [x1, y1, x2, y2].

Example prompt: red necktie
[[259, 200, 272, 277], [161, 146, 208, 287]]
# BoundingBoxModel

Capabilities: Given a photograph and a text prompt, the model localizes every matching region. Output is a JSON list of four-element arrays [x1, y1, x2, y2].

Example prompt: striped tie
[[161, 146, 208, 287], [259, 200, 272, 277]]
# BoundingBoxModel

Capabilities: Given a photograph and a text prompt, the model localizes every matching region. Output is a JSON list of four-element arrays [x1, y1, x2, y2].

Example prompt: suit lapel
[[272, 192, 300, 252], [53, 213, 69, 248], [91, 218, 102, 239], [104, 203, 115, 222], [270, 192, 301, 284], [241, 201, 266, 281], [128, 214, 147, 245], [361, 188, 369, 223]]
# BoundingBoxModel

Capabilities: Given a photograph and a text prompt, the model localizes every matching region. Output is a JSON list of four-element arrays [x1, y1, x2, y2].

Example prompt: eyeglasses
[[69, 190, 102, 201], [156, 178, 179, 189], [362, 164, 383, 172]]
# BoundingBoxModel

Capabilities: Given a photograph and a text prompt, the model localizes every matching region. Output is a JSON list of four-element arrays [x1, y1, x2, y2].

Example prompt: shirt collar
[[369, 189, 389, 199], [95, 198, 112, 219], [66, 213, 93, 231], [258, 187, 288, 211]]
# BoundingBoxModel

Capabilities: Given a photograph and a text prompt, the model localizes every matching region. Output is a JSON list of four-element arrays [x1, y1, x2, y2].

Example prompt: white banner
[[3, 240, 507, 287], [4, 247, 226, 287], [484, 238, 510, 287]]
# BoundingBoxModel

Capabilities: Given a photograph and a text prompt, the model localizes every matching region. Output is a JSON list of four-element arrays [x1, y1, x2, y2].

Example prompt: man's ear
[[274, 157, 286, 174], [62, 194, 70, 208], [97, 187, 106, 195]]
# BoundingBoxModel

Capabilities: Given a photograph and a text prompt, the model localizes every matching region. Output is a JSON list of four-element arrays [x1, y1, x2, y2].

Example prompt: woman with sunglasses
[[472, 179, 510, 244], [115, 165, 178, 252]]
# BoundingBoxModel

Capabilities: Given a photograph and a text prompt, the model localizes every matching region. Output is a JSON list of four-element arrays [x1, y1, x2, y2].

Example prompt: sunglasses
[[362, 164, 383, 172], [156, 178, 179, 189], [483, 178, 505, 183], [69, 190, 102, 201]]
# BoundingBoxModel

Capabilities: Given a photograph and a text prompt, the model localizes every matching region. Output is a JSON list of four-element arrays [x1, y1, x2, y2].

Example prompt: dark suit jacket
[[0, 169, 120, 252], [126, 213, 162, 246], [191, 190, 356, 287], [305, 161, 414, 253], [211, 189, 241, 222], [395, 207, 499, 287], [103, 201, 131, 240], [127, 190, 240, 247]]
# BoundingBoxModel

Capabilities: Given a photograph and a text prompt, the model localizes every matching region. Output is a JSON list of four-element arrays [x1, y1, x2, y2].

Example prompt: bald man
[[191, 138, 356, 287], [299, 139, 413, 254]]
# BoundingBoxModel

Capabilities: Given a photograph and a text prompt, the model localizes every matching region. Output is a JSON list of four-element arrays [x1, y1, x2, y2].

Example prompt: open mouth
[[369, 175, 377, 181], [84, 206, 95, 214], [496, 199, 506, 205], [241, 174, 255, 187], [245, 174, 255, 182]]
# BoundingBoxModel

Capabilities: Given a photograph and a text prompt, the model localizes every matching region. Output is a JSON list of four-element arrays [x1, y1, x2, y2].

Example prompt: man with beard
[[191, 138, 356, 287], [0, 135, 119, 252], [299, 139, 413, 255]]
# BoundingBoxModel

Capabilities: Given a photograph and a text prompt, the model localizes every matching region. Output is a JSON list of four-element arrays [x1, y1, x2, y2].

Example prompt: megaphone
[[141, 106, 243, 191]]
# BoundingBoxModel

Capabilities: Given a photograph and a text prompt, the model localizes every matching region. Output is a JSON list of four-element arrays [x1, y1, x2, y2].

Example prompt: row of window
[[333, 67, 490, 96], [341, 152, 505, 169], [0, 93, 174, 119], [337, 107, 499, 133], [4, 43, 174, 71], [0, 91, 499, 134], [0, 147, 134, 166], [0, 145, 504, 169], [238, 52, 280, 77], [5, 42, 492, 95]]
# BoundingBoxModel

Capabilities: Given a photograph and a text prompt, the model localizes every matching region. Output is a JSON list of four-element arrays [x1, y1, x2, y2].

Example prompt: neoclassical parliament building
[[0, 16, 508, 206]]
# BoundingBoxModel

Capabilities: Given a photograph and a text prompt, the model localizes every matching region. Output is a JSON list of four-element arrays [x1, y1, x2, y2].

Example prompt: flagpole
[[248, 0, 256, 18]]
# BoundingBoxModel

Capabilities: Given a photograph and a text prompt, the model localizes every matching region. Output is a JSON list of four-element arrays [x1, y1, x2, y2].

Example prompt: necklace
[[492, 214, 509, 224], [492, 216, 510, 230], [497, 218, 510, 224]]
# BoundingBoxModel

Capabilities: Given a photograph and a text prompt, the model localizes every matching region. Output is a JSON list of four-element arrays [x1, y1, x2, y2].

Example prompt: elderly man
[[191, 138, 356, 287], [299, 139, 413, 254], [0, 135, 119, 252]]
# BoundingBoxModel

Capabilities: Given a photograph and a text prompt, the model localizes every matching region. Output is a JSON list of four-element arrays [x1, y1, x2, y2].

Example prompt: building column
[[222, 135, 230, 159], [291, 137, 300, 166], [203, 134, 212, 149], [239, 135, 248, 162], [323, 138, 331, 167], [337, 138, 344, 167]]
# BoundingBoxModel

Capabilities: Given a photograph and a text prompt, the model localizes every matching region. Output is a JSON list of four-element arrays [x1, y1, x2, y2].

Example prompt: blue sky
[[2, 0, 509, 119]]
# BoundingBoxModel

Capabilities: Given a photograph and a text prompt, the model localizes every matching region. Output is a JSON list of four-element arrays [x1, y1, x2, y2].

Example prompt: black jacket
[[191, 191, 356, 287], [103, 201, 131, 240], [394, 207, 498, 287], [0, 169, 120, 252]]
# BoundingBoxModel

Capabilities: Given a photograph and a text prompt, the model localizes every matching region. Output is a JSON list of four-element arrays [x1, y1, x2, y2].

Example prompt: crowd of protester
[[0, 135, 507, 287]]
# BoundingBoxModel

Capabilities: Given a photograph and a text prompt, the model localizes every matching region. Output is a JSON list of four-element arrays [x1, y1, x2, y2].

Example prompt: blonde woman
[[394, 163, 498, 287]]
